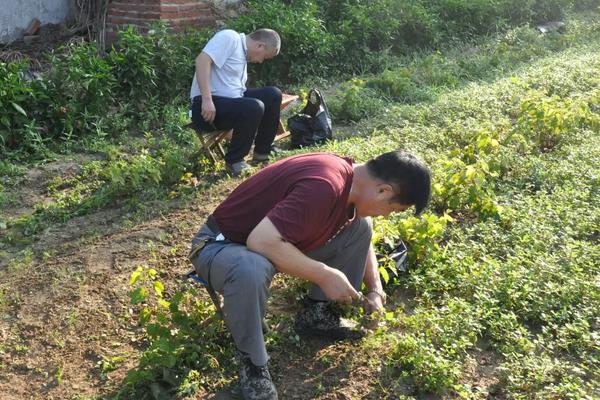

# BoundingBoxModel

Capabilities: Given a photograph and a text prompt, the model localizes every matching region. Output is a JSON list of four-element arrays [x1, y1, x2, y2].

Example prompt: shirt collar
[[240, 33, 247, 57]]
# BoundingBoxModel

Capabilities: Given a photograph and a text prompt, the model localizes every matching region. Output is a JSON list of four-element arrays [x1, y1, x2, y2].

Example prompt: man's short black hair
[[366, 149, 431, 215]]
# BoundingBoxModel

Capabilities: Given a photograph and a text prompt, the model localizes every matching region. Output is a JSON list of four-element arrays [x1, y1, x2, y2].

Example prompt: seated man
[[190, 28, 282, 176], [189, 150, 431, 400]]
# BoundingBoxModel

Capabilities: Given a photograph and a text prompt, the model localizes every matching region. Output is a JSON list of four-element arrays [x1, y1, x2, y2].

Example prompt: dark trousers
[[191, 86, 282, 164]]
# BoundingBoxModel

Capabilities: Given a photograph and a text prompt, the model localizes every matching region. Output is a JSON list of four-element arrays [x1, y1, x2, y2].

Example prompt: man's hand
[[201, 98, 216, 124], [364, 291, 385, 329], [318, 268, 361, 304], [247, 218, 361, 304]]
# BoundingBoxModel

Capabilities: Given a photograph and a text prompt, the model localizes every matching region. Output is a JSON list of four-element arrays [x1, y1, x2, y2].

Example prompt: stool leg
[[216, 142, 226, 159]]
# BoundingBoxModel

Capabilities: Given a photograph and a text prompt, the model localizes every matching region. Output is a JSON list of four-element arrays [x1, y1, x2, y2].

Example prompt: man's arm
[[247, 217, 361, 304], [362, 243, 385, 313], [195, 52, 216, 123]]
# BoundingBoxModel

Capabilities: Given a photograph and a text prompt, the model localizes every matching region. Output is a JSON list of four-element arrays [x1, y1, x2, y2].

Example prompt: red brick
[[161, 11, 204, 18], [110, 3, 162, 13], [164, 0, 209, 5], [108, 0, 217, 33], [24, 18, 41, 35]]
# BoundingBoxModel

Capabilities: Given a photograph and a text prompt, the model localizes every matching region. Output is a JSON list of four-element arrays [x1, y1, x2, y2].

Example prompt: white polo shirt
[[190, 29, 248, 99]]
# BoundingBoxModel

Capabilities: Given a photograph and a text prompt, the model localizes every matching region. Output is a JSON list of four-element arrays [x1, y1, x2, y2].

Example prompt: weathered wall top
[[105, 0, 243, 43], [0, 0, 75, 43]]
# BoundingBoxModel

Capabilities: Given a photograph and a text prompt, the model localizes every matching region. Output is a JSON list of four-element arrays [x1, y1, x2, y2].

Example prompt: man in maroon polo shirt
[[190, 150, 431, 400]]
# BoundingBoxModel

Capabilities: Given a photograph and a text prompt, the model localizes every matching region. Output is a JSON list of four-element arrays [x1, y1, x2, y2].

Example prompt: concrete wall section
[[0, 0, 75, 43]]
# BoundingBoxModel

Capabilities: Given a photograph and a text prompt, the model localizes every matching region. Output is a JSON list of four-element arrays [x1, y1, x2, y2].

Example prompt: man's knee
[[244, 99, 265, 120], [228, 252, 275, 293], [265, 86, 282, 104]]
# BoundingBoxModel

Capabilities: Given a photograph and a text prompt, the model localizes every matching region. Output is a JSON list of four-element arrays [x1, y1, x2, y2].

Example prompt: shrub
[[228, 0, 336, 84], [124, 266, 230, 398], [103, 151, 163, 198], [328, 79, 388, 122], [46, 41, 116, 141], [0, 61, 49, 152], [148, 23, 213, 102], [427, 0, 510, 38], [533, 0, 574, 22], [109, 26, 157, 110], [366, 68, 432, 103], [517, 90, 592, 151], [320, 0, 437, 50]]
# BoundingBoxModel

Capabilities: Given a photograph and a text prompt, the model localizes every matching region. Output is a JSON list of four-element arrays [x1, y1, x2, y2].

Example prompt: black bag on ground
[[288, 89, 332, 149]]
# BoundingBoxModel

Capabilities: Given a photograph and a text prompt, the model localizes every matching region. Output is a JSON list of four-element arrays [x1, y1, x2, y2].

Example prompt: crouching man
[[189, 150, 431, 399]]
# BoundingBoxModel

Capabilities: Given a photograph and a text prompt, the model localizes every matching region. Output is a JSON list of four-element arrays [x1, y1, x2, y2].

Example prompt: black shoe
[[226, 161, 253, 177], [294, 298, 364, 340], [252, 151, 270, 163], [238, 351, 278, 400], [252, 146, 283, 163]]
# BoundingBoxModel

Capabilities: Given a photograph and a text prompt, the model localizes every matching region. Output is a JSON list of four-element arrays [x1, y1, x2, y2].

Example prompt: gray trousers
[[190, 217, 372, 366]]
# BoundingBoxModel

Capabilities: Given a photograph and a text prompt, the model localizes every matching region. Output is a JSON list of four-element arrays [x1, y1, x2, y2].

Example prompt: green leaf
[[11, 102, 27, 116], [129, 287, 148, 305], [129, 267, 143, 285], [379, 266, 390, 284], [154, 280, 164, 296], [158, 299, 170, 309]]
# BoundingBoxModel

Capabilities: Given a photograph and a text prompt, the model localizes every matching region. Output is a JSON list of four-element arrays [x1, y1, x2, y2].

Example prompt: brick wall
[[106, 0, 216, 41]]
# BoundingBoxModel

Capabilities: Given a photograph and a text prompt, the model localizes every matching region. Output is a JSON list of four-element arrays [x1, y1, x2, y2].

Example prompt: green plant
[[109, 26, 157, 109], [45, 41, 116, 142], [366, 69, 432, 104], [147, 23, 196, 102], [431, 129, 502, 218], [518, 90, 593, 151], [389, 299, 482, 393], [103, 151, 162, 197], [0, 61, 50, 153], [123, 266, 230, 398], [328, 79, 388, 123], [230, 0, 336, 83]]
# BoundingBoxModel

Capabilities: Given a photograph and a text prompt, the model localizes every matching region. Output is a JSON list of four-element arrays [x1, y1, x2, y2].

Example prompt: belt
[[188, 214, 221, 260]]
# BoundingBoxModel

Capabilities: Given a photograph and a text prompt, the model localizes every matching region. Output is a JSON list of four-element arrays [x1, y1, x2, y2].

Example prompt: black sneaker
[[238, 351, 278, 400], [252, 146, 283, 163], [294, 298, 364, 340], [251, 151, 270, 163], [226, 161, 253, 177]]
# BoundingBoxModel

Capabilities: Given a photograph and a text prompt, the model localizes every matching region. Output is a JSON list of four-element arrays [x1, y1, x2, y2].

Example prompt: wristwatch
[[368, 288, 387, 304]]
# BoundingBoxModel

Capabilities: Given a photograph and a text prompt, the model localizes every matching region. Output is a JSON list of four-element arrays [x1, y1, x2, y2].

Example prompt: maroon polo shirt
[[212, 153, 354, 252]]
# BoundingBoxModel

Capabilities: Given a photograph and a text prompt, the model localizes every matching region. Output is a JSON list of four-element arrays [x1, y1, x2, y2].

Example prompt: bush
[[366, 69, 432, 103], [533, 0, 574, 22], [0, 61, 49, 152], [427, 0, 510, 38], [228, 0, 336, 84], [46, 41, 116, 141], [345, 0, 437, 50], [109, 27, 158, 109], [148, 23, 213, 102], [328, 79, 388, 122]]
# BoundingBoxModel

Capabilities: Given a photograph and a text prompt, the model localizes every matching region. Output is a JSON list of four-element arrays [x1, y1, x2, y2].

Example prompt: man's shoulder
[[273, 153, 353, 190], [282, 153, 353, 170], [212, 29, 241, 42]]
